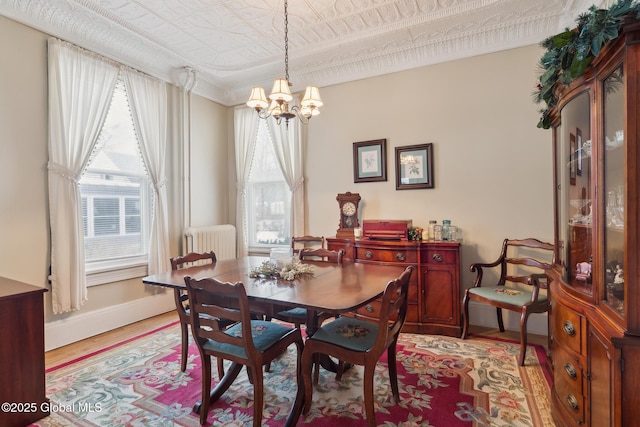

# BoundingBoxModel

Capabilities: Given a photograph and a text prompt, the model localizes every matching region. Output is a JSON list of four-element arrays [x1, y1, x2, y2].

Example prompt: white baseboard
[[468, 300, 549, 336], [45, 292, 175, 351]]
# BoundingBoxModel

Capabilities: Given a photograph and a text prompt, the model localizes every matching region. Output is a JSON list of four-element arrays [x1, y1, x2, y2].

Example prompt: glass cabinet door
[[602, 65, 625, 317], [556, 91, 592, 297]]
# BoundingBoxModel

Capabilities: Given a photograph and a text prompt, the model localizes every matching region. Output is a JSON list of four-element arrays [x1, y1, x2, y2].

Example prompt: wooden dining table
[[142, 255, 406, 426]]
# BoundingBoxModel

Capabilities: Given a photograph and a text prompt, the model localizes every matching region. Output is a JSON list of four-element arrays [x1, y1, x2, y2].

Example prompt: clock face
[[342, 202, 356, 216]]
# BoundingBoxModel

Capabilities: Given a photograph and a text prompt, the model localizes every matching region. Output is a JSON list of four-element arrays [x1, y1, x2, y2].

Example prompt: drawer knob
[[432, 253, 443, 262], [365, 304, 374, 313], [566, 394, 579, 410], [395, 252, 406, 261], [564, 362, 577, 379], [365, 251, 373, 259], [563, 320, 576, 336]]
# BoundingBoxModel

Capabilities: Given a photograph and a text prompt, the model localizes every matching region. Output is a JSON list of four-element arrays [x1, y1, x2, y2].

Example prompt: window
[[79, 79, 152, 284], [247, 121, 291, 250]]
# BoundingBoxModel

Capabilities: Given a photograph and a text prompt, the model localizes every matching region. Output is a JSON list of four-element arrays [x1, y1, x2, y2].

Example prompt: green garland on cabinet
[[535, 0, 640, 129]]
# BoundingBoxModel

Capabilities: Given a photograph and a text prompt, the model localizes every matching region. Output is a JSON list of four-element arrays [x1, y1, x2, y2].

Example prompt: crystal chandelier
[[246, 0, 322, 126]]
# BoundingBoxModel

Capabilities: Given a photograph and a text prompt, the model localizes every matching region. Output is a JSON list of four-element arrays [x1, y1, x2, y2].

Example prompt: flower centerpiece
[[534, 0, 640, 129], [249, 260, 314, 281]]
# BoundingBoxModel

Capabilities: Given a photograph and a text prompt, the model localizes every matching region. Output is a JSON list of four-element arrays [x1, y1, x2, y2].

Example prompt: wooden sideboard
[[0, 277, 49, 426], [327, 237, 462, 336]]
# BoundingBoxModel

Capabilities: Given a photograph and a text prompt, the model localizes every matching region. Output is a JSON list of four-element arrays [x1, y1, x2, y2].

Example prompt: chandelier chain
[[284, 0, 289, 82]]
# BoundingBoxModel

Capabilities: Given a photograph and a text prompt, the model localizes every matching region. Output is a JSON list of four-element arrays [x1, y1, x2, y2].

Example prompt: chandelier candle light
[[246, 0, 322, 126]]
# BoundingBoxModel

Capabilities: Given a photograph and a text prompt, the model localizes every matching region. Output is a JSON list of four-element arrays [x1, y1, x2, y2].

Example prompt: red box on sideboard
[[362, 220, 413, 240]]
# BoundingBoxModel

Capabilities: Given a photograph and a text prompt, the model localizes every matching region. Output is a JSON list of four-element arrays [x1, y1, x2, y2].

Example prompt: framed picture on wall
[[570, 132, 577, 185], [395, 143, 434, 190], [353, 139, 387, 183]]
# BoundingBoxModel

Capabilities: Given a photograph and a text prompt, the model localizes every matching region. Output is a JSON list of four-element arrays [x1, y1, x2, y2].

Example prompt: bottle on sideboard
[[449, 225, 458, 241], [442, 220, 451, 241], [434, 224, 442, 241], [427, 220, 437, 240]]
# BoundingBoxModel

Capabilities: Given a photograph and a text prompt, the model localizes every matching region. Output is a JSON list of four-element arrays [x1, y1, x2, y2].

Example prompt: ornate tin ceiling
[[1, 0, 601, 105]]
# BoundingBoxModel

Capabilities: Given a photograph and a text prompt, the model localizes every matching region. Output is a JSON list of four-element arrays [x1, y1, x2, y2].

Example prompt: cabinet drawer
[[552, 301, 583, 355], [355, 247, 417, 263], [553, 337, 585, 425], [553, 346, 584, 395], [553, 346, 585, 426], [422, 249, 456, 265], [555, 386, 585, 425]]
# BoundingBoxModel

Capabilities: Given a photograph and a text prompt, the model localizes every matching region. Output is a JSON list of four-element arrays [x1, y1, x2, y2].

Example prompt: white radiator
[[183, 224, 237, 261]]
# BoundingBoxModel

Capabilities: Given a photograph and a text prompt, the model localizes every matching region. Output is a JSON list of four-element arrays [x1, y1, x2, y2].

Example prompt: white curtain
[[122, 68, 171, 274], [266, 111, 305, 239], [233, 106, 260, 256], [47, 39, 120, 313]]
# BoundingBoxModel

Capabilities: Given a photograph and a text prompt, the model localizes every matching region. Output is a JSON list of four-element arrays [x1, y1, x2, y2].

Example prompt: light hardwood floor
[[45, 311, 548, 369], [45, 311, 179, 368]]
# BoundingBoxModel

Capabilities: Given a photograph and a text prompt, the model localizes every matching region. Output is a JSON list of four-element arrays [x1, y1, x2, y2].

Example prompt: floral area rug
[[33, 321, 554, 426]]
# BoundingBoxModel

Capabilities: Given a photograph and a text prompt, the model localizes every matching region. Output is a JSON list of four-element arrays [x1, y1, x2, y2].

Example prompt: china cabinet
[[327, 237, 461, 336], [548, 21, 640, 426]]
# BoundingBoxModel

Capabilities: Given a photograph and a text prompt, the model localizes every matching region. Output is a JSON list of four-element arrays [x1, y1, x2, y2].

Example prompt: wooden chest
[[362, 219, 412, 240]]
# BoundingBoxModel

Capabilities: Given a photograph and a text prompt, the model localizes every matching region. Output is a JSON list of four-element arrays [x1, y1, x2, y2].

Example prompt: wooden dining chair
[[271, 248, 345, 329], [461, 238, 554, 366], [301, 265, 414, 427], [184, 275, 304, 427], [170, 251, 224, 374], [290, 235, 325, 255], [298, 247, 343, 263]]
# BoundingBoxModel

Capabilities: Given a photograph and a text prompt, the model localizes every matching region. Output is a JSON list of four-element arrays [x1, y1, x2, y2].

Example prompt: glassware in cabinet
[[556, 91, 593, 298], [602, 65, 625, 316]]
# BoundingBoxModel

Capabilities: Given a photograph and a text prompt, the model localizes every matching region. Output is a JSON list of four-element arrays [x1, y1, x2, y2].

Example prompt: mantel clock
[[336, 192, 361, 238]]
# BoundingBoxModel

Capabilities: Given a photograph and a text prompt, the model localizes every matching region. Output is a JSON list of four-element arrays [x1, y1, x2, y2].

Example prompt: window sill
[[86, 261, 148, 287], [248, 244, 290, 257], [248, 247, 270, 256]]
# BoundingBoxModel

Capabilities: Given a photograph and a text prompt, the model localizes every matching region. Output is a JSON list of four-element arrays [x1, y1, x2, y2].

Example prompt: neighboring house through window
[[79, 79, 152, 285]]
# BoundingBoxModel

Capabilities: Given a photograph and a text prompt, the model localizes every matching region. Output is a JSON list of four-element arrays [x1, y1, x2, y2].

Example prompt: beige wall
[[300, 45, 554, 332], [186, 93, 230, 228], [304, 44, 553, 278], [1, 15, 49, 289]]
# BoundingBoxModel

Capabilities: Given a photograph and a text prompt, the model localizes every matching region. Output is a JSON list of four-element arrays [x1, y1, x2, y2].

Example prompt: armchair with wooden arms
[[461, 238, 554, 366]]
